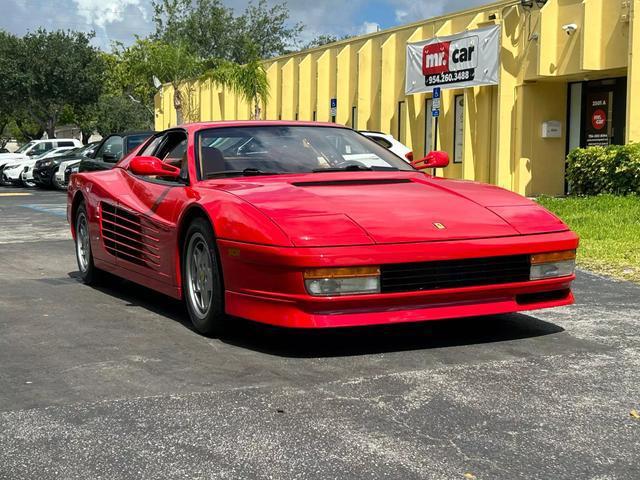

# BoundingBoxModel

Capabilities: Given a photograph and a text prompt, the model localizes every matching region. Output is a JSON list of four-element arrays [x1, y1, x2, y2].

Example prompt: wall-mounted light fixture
[[562, 23, 578, 36]]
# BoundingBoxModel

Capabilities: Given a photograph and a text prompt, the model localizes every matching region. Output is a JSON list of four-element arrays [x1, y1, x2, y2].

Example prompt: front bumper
[[3, 169, 24, 184], [33, 166, 56, 185], [216, 231, 579, 328]]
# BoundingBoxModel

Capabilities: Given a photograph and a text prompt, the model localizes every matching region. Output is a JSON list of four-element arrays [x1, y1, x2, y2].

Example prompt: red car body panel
[[68, 121, 579, 329]]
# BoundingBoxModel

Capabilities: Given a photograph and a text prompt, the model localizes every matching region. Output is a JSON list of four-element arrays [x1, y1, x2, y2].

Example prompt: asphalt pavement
[[0, 188, 638, 480]]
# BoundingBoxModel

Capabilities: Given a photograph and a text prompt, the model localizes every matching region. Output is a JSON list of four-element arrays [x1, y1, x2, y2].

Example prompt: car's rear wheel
[[75, 202, 101, 285], [183, 218, 226, 336]]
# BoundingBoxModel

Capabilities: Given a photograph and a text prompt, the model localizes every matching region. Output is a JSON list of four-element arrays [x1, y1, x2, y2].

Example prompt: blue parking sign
[[432, 108, 440, 118], [433, 87, 441, 99]]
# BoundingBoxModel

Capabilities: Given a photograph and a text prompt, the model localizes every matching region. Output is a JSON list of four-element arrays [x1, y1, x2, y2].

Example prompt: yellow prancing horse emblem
[[433, 222, 446, 230]]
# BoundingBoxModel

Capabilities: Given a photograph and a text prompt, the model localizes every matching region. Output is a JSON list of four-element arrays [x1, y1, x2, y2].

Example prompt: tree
[[302, 34, 352, 51], [16, 29, 105, 138], [151, 0, 302, 63], [205, 58, 269, 120], [0, 31, 22, 143], [94, 95, 153, 136], [117, 39, 269, 123]]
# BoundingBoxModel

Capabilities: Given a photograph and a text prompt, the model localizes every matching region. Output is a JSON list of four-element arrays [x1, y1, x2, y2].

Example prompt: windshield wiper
[[206, 168, 281, 179], [313, 165, 399, 173]]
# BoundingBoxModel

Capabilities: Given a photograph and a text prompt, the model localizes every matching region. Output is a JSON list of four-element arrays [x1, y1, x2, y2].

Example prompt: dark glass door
[[581, 77, 627, 148]]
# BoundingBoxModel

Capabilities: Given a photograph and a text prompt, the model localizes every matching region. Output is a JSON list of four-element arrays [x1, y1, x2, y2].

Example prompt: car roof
[[28, 138, 79, 143], [102, 131, 155, 138], [178, 120, 349, 135]]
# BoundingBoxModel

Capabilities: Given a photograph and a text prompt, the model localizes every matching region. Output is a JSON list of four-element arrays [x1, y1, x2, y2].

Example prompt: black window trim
[[128, 128, 189, 187]]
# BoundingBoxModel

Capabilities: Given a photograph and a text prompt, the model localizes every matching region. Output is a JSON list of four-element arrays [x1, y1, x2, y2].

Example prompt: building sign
[[405, 25, 501, 95], [585, 92, 611, 147]]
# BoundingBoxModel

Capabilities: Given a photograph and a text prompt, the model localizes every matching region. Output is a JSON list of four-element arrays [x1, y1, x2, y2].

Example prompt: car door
[[109, 131, 190, 286], [82, 135, 123, 172]]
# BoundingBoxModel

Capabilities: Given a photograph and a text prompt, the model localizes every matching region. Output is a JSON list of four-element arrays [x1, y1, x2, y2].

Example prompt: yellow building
[[155, 0, 640, 196]]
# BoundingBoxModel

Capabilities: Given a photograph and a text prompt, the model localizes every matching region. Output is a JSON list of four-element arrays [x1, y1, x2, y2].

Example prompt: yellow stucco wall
[[155, 0, 637, 196]]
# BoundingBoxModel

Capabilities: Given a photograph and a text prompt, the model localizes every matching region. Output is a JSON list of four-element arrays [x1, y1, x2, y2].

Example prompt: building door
[[578, 78, 627, 148]]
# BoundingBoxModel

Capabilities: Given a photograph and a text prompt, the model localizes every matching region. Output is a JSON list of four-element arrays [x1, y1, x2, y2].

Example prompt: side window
[[139, 136, 164, 157], [95, 136, 124, 162], [136, 131, 188, 183], [58, 141, 75, 147], [29, 142, 53, 156], [162, 138, 187, 168]]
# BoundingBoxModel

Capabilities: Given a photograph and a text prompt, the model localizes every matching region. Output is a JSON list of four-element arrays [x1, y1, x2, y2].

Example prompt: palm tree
[[204, 58, 269, 120], [124, 39, 269, 123]]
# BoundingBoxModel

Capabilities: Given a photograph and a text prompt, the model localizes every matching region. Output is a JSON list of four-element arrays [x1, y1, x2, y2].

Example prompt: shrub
[[566, 144, 640, 196]]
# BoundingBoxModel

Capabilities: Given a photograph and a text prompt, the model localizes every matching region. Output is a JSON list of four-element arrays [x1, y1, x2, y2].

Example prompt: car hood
[[203, 172, 568, 247], [5, 158, 36, 169], [0, 153, 26, 164]]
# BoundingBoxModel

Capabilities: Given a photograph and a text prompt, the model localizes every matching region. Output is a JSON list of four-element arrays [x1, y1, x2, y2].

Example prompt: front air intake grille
[[100, 202, 160, 268], [380, 255, 531, 293]]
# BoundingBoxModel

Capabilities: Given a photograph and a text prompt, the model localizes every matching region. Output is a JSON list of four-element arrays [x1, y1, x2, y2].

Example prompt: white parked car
[[0, 138, 81, 170], [360, 131, 412, 162], [20, 147, 77, 187], [54, 159, 81, 189]]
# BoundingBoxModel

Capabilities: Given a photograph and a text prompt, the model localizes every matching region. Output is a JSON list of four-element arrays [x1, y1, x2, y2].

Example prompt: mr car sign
[[406, 25, 501, 95]]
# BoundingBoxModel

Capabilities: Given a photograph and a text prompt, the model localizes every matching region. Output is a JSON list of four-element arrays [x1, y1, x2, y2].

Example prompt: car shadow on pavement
[[70, 270, 566, 358], [222, 314, 565, 358]]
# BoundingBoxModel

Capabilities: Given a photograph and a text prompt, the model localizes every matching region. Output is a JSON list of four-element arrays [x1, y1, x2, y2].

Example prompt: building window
[[453, 94, 464, 164], [351, 107, 357, 129]]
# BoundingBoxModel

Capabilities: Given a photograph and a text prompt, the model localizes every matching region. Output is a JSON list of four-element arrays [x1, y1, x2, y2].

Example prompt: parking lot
[[0, 187, 638, 479]]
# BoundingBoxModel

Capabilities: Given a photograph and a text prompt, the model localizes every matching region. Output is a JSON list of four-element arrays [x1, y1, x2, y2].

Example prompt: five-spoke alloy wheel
[[183, 218, 225, 336]]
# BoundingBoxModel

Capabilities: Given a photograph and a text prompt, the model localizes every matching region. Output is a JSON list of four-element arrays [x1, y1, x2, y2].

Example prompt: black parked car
[[33, 142, 99, 188], [78, 132, 154, 173]]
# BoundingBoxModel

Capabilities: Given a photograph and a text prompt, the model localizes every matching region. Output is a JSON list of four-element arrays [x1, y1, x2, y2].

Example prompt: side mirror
[[102, 152, 119, 163], [411, 151, 450, 170], [129, 156, 181, 179]]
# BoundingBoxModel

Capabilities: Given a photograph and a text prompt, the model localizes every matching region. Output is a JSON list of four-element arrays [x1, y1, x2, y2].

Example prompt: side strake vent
[[100, 202, 160, 268], [292, 179, 412, 187]]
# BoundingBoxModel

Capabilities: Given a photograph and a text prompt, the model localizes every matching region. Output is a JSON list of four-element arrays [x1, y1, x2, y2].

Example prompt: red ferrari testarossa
[[68, 121, 578, 335]]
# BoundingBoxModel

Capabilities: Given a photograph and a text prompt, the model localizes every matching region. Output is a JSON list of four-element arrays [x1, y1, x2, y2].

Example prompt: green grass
[[537, 195, 640, 283]]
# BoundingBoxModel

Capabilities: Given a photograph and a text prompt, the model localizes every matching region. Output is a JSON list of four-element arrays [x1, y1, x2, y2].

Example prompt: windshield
[[196, 126, 414, 179], [15, 141, 36, 154]]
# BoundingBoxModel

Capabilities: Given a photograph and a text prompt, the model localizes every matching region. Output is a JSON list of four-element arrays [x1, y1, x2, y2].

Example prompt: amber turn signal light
[[530, 250, 576, 265], [304, 266, 381, 279]]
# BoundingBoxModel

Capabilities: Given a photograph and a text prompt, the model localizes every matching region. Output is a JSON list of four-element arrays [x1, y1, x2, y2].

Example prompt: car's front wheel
[[75, 202, 101, 285], [52, 173, 65, 190], [183, 218, 226, 336]]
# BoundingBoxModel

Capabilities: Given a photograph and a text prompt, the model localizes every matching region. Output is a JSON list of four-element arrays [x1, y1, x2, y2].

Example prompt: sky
[[0, 0, 489, 50]]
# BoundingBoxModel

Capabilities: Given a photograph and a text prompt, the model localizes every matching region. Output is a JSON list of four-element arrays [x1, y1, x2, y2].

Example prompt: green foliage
[[538, 195, 640, 282], [566, 144, 640, 196], [205, 59, 269, 119], [93, 95, 153, 137], [0, 29, 104, 137], [151, 0, 302, 63], [301, 34, 353, 50]]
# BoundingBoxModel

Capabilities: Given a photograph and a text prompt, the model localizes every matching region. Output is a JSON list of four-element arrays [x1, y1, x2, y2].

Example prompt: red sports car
[[68, 121, 578, 335]]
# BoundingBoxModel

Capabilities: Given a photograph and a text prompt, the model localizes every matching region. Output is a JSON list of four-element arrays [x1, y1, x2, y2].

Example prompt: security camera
[[562, 23, 578, 35]]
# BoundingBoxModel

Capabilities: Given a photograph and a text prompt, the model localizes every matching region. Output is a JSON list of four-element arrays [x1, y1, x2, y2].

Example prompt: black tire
[[182, 217, 226, 336], [74, 202, 102, 285], [52, 174, 65, 190]]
